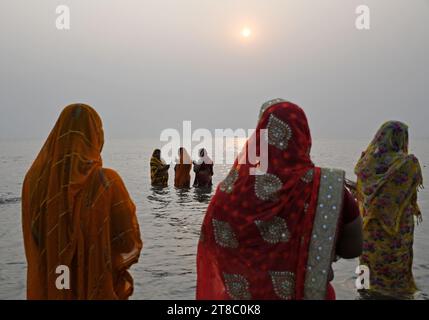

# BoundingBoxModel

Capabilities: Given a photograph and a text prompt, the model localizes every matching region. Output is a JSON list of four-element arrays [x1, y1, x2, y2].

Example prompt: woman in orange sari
[[21, 103, 143, 300], [196, 99, 362, 300], [174, 147, 192, 188]]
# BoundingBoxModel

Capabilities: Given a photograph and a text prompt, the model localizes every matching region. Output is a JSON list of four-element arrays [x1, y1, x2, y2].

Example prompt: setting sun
[[241, 27, 252, 38]]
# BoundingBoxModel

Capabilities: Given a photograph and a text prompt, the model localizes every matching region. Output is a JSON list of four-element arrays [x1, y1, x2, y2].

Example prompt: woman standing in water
[[196, 99, 362, 300], [174, 147, 192, 188], [193, 148, 214, 188], [355, 121, 423, 298], [22, 104, 143, 300], [150, 149, 170, 187]]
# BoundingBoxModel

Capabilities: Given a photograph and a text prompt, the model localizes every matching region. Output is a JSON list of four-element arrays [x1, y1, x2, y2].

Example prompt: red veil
[[196, 100, 344, 300]]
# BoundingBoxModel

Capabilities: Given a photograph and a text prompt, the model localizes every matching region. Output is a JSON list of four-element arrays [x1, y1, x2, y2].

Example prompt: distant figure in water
[[193, 148, 214, 188], [355, 121, 423, 298], [174, 147, 192, 188], [21, 104, 142, 300], [150, 149, 170, 187], [196, 99, 362, 300]]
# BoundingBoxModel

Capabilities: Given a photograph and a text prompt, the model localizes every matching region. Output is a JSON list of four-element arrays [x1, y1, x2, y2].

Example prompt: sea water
[[1, 138, 428, 300]]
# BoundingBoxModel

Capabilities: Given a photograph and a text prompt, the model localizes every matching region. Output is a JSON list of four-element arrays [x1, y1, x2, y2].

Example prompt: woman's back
[[355, 121, 423, 298], [196, 99, 362, 300], [22, 104, 142, 299], [175, 147, 192, 188]]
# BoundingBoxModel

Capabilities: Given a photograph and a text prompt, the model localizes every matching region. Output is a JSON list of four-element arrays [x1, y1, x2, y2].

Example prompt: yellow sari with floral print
[[150, 155, 169, 187], [355, 121, 423, 298]]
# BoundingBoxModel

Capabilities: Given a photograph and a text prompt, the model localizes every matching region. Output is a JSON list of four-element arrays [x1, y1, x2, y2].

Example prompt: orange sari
[[174, 148, 192, 188], [21, 104, 142, 300]]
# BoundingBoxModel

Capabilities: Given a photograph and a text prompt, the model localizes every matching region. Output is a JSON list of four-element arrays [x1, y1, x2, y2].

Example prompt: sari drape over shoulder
[[22, 104, 142, 300], [355, 121, 423, 297], [196, 99, 345, 300]]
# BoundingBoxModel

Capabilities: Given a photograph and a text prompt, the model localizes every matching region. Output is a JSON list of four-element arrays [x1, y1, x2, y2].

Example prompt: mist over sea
[[1, 138, 428, 300]]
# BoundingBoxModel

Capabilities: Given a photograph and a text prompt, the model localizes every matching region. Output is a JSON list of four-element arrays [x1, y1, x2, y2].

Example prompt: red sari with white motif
[[196, 100, 345, 300]]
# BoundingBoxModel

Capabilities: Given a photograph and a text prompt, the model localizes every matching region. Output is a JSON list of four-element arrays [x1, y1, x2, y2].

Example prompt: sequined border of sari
[[303, 168, 345, 300]]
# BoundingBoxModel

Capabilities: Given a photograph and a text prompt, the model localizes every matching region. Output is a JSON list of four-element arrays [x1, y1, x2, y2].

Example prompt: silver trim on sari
[[219, 168, 239, 194], [259, 98, 288, 120], [223, 273, 252, 300], [264, 114, 293, 151], [301, 168, 314, 183], [270, 271, 295, 300], [255, 216, 290, 244], [212, 219, 239, 249], [254, 173, 283, 201], [303, 168, 345, 300]]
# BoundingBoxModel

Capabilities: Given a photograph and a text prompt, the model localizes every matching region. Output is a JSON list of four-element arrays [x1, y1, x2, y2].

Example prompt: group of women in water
[[150, 147, 214, 189], [21, 100, 423, 300]]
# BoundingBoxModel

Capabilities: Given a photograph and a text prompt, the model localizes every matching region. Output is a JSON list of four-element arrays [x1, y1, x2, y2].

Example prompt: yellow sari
[[150, 152, 169, 187], [22, 104, 142, 299], [355, 121, 423, 298]]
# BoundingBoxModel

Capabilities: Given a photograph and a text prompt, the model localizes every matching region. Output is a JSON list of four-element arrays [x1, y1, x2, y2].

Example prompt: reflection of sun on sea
[[222, 136, 248, 164]]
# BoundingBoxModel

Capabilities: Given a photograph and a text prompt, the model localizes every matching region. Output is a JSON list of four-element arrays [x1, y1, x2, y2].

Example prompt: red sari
[[196, 99, 345, 300]]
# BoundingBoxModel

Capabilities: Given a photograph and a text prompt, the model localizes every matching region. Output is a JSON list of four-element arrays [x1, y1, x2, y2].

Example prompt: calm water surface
[[1, 138, 428, 300]]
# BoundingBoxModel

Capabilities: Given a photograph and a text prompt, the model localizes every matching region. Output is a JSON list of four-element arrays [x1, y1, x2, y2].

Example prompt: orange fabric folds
[[21, 104, 142, 300], [174, 147, 192, 188]]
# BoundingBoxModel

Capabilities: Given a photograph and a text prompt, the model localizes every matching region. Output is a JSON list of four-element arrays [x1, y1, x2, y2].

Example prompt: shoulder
[[101, 168, 121, 179], [101, 168, 133, 198], [406, 154, 419, 164], [101, 168, 126, 188], [401, 154, 421, 172]]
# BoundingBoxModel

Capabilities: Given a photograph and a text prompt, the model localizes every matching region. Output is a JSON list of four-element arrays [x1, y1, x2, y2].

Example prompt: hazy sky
[[1, 0, 428, 141]]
